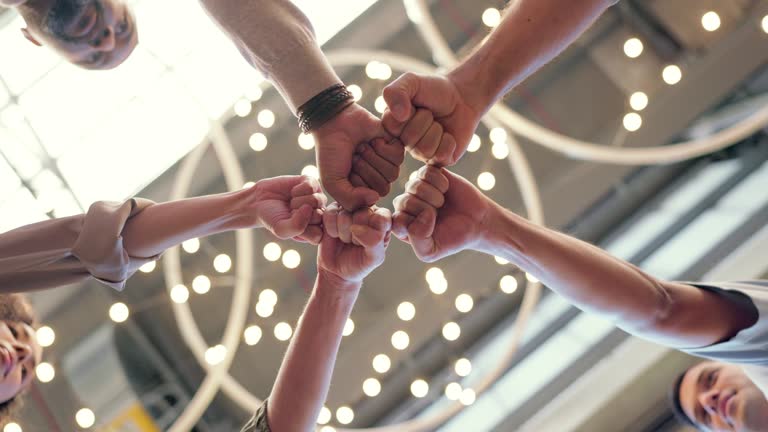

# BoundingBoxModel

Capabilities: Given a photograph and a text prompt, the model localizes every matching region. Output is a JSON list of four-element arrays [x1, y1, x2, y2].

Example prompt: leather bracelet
[[297, 84, 355, 134]]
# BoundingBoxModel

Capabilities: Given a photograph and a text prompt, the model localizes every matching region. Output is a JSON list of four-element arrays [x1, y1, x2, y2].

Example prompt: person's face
[[0, 321, 42, 404], [680, 362, 768, 432], [22, 0, 138, 70]]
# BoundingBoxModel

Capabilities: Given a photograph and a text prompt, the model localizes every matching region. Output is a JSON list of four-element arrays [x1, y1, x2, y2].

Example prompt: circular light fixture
[[374, 96, 387, 114], [455, 294, 474, 313], [455, 358, 472, 377], [442, 322, 461, 341], [343, 319, 355, 337], [3, 423, 21, 432], [411, 379, 429, 398], [460, 388, 476, 406], [397, 302, 416, 321], [317, 406, 332, 425], [259, 289, 278, 306], [500, 275, 519, 294], [467, 134, 481, 152], [182, 238, 200, 254], [494, 256, 509, 265], [482, 8, 501, 28], [75, 408, 96, 428], [526, 272, 540, 283], [36, 362, 55, 383], [763, 15, 768, 34], [701, 11, 721, 32], [623, 37, 643, 58], [491, 142, 510, 160], [477, 172, 496, 191], [139, 261, 156, 273], [249, 132, 268, 152], [301, 165, 320, 179], [213, 254, 232, 273], [109, 302, 129, 323], [257, 109, 276, 128], [622, 112, 643, 132], [245, 87, 263, 102], [425, 267, 444, 285], [36, 326, 56, 347], [243, 182, 255, 190], [255, 302, 275, 318], [234, 99, 252, 117], [391, 330, 410, 350], [282, 249, 301, 269], [263, 242, 282, 262], [489, 127, 507, 144], [348, 84, 363, 102], [363, 378, 382, 397], [170, 284, 190, 304], [373, 354, 391, 374], [445, 382, 462, 401], [205, 344, 227, 365], [192, 275, 211, 294], [274, 322, 293, 341], [662, 65, 682, 85], [298, 133, 315, 150], [336, 406, 354, 425], [429, 278, 448, 295], [244, 325, 262, 346], [629, 92, 648, 111]]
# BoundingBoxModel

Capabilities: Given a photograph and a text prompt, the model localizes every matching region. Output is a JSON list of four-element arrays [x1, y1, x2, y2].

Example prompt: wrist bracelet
[[297, 84, 355, 134]]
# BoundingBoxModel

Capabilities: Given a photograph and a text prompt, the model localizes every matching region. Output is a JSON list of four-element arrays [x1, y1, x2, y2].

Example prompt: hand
[[349, 137, 405, 198], [382, 72, 482, 166], [318, 203, 392, 283], [393, 166, 492, 262], [314, 103, 394, 210], [248, 176, 326, 244]]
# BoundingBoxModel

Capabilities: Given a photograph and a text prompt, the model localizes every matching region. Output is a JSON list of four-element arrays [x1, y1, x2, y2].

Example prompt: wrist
[[316, 268, 362, 294], [314, 102, 358, 136], [448, 61, 495, 117], [476, 203, 522, 257], [226, 185, 265, 230]]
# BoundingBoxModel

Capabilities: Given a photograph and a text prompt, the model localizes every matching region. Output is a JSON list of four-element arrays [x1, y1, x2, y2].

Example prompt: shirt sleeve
[[0, 198, 159, 293], [240, 399, 271, 432], [199, 0, 342, 114]]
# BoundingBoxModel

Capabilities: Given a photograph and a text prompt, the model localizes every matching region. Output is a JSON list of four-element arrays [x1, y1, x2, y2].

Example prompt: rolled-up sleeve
[[0, 198, 158, 293], [240, 399, 271, 432]]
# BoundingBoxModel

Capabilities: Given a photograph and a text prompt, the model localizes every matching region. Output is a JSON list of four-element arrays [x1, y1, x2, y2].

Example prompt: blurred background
[[1, 0, 768, 430]]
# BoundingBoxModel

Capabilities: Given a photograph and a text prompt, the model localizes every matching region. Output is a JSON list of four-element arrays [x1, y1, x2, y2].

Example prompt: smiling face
[[20, 0, 138, 70], [0, 320, 42, 404], [679, 362, 768, 432]]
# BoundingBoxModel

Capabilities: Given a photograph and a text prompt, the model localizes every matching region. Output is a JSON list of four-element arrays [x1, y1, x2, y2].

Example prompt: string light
[[298, 133, 315, 150], [192, 275, 211, 294], [442, 322, 461, 341], [500, 275, 519, 294], [445, 382, 462, 400], [109, 303, 130, 323], [348, 84, 363, 101], [255, 301, 274, 318], [623, 38, 643, 58], [259, 289, 278, 306], [629, 92, 648, 111], [139, 261, 156, 273], [411, 379, 429, 398], [263, 242, 282, 262], [455, 294, 474, 313], [494, 256, 509, 265], [763, 15, 768, 34], [455, 358, 472, 377], [3, 423, 21, 432], [662, 65, 682, 85], [282, 249, 301, 269], [374, 96, 387, 114], [274, 322, 293, 341], [245, 86, 263, 102], [170, 284, 189, 304], [482, 8, 501, 28], [343, 319, 355, 337], [36, 362, 55, 383], [317, 407, 332, 425], [526, 273, 540, 283], [429, 278, 448, 295], [213, 254, 232, 273], [467, 134, 481, 152], [36, 326, 55, 347], [249, 133, 268, 152], [336, 406, 354, 425], [244, 325, 262, 346], [257, 109, 275, 128], [391, 330, 410, 350], [75, 409, 95, 428], [363, 378, 382, 397], [425, 267, 445, 285], [491, 142, 510, 159], [622, 112, 643, 132], [321, 427, 336, 432], [301, 165, 320, 179], [459, 388, 476, 406], [182, 238, 200, 254], [477, 172, 496, 191], [205, 345, 227, 365], [397, 302, 416, 321], [243, 182, 256, 189], [373, 354, 391, 373], [701, 11, 721, 32], [234, 99, 252, 117]]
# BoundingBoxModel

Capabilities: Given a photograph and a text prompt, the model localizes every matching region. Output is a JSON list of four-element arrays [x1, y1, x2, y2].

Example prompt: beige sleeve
[[0, 198, 158, 293], [199, 0, 342, 113]]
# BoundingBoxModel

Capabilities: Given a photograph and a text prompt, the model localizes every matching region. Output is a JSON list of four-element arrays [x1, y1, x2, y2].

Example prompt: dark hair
[[670, 368, 702, 430], [0, 294, 37, 427]]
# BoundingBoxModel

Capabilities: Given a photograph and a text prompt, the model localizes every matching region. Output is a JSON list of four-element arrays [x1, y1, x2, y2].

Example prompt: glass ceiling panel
[[0, 155, 21, 199], [0, 124, 43, 181], [0, 187, 48, 233]]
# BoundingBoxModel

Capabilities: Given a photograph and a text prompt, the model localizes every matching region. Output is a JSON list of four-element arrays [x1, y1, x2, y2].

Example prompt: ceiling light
[[234, 99, 252, 117], [243, 182, 256, 189], [500, 275, 519, 294], [282, 249, 301, 269], [170, 284, 190, 304], [244, 325, 262, 346], [374, 96, 387, 114], [75, 408, 95, 428], [205, 344, 227, 365], [460, 388, 476, 406], [482, 8, 501, 28], [701, 11, 721, 32], [274, 322, 293, 341], [425, 267, 445, 285], [317, 407, 332, 425], [109, 303, 129, 323], [526, 273, 540, 283], [259, 289, 278, 306], [442, 322, 461, 341], [373, 354, 391, 374], [301, 165, 320, 179], [763, 15, 768, 34], [467, 134, 481, 152], [320, 427, 336, 432], [257, 109, 275, 128], [343, 319, 355, 337], [365, 61, 381, 79], [213, 254, 232, 273], [182, 238, 200, 254], [494, 256, 509, 265], [36, 326, 55, 347], [3, 423, 21, 432], [429, 278, 448, 295], [245, 87, 263, 102], [192, 275, 211, 294], [347, 84, 363, 102], [336, 406, 354, 425], [489, 127, 507, 144], [263, 242, 282, 262], [391, 330, 410, 350], [455, 294, 474, 313], [397, 302, 416, 321], [298, 133, 315, 150], [377, 63, 393, 80], [249, 133, 268, 152], [662, 65, 682, 85], [491, 142, 509, 160], [363, 378, 382, 397], [622, 112, 642, 132], [455, 358, 472, 377], [623, 38, 643, 58], [411, 379, 429, 398], [36, 362, 55, 383], [255, 302, 274, 318], [445, 382, 462, 401], [629, 92, 648, 111], [138, 261, 156, 273], [477, 172, 496, 191]]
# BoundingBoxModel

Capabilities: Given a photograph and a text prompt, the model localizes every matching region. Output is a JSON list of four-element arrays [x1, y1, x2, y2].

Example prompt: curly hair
[[0, 294, 37, 427]]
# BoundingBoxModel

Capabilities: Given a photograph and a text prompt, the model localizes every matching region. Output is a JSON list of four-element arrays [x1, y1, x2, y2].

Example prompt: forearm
[[450, 0, 616, 113], [478, 204, 672, 332], [121, 188, 257, 258], [199, 0, 341, 113], [267, 270, 360, 432]]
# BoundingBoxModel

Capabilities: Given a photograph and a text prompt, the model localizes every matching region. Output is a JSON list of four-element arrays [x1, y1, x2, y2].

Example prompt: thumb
[[383, 73, 419, 122], [407, 208, 436, 239], [350, 224, 386, 249], [273, 205, 313, 239]]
